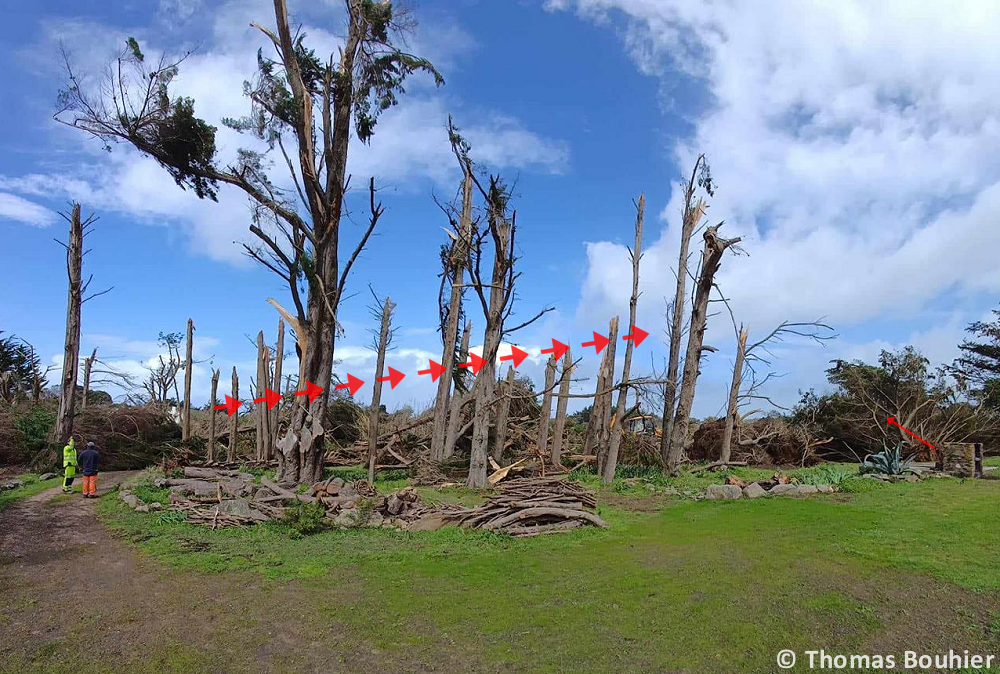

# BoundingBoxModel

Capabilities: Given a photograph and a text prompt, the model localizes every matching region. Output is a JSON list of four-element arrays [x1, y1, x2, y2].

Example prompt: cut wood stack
[[445, 476, 607, 537]]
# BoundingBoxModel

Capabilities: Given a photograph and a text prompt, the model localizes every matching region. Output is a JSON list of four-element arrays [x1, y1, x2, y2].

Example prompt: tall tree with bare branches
[[56, 0, 441, 484]]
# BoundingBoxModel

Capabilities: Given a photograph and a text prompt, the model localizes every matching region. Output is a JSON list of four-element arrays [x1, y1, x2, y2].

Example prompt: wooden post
[[54, 204, 84, 446], [492, 366, 516, 462], [81, 348, 98, 411], [443, 321, 472, 459], [208, 368, 219, 463], [603, 195, 644, 483], [537, 356, 557, 460], [720, 326, 748, 465], [227, 367, 238, 464], [271, 319, 284, 454], [550, 348, 573, 467], [182, 318, 194, 442], [368, 296, 395, 483]]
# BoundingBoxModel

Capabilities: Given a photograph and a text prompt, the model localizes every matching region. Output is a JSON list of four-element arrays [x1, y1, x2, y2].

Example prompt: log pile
[[445, 476, 607, 537]]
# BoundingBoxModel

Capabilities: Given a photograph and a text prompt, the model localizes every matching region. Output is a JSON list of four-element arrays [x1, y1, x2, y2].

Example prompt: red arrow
[[294, 380, 325, 403], [887, 416, 936, 449], [253, 388, 282, 411], [582, 331, 610, 354], [376, 366, 406, 389], [457, 352, 487, 375], [417, 360, 446, 382], [540, 339, 569, 361], [622, 326, 648, 347], [333, 374, 364, 397], [499, 345, 529, 368], [214, 395, 242, 417]]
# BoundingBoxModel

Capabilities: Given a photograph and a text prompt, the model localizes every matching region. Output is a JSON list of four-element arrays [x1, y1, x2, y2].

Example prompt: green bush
[[861, 443, 915, 476], [797, 465, 855, 486], [282, 501, 327, 536]]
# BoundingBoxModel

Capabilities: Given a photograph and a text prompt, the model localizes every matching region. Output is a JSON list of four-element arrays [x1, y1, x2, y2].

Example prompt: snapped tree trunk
[[550, 348, 573, 467], [271, 319, 284, 454], [443, 320, 472, 459], [492, 366, 515, 463], [367, 296, 395, 483], [81, 348, 97, 411], [256, 331, 271, 461], [431, 170, 472, 462], [537, 356, 557, 459], [54, 203, 84, 446], [666, 225, 741, 475], [720, 326, 748, 465], [661, 156, 707, 464], [208, 368, 219, 463], [227, 367, 238, 463], [182, 318, 194, 442], [603, 195, 644, 483], [586, 316, 619, 470]]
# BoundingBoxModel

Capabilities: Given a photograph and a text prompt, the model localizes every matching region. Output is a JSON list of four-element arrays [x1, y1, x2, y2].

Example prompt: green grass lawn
[[0, 473, 61, 512], [91, 468, 1000, 673]]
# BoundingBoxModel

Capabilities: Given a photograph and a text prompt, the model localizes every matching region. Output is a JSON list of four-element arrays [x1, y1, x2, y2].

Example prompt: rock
[[215, 498, 270, 522], [331, 508, 359, 527], [168, 479, 220, 498], [705, 484, 743, 500], [769, 483, 799, 496], [862, 473, 890, 481], [148, 502, 163, 510], [366, 512, 384, 528], [331, 477, 345, 488], [135, 504, 150, 513], [816, 485, 834, 493], [39, 473, 58, 481], [220, 478, 254, 497], [796, 485, 818, 494], [408, 513, 448, 532], [386, 495, 404, 516], [339, 484, 357, 498], [120, 494, 141, 509], [905, 474, 921, 483], [152, 477, 169, 488], [742, 483, 767, 499], [1, 479, 25, 491]]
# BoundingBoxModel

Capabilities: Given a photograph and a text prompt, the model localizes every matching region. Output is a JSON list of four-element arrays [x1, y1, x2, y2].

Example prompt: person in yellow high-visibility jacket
[[62, 437, 77, 493]]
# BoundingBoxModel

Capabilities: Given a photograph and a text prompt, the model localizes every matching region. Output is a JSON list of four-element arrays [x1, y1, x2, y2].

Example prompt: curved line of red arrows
[[214, 326, 648, 417]]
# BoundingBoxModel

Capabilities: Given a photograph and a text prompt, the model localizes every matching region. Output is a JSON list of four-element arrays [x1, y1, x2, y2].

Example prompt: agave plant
[[860, 443, 916, 476]]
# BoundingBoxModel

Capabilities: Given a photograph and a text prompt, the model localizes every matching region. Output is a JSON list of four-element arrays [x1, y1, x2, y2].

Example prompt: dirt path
[[0, 474, 483, 674]]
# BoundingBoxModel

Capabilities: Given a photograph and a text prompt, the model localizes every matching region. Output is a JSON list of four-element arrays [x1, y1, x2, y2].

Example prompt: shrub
[[797, 465, 854, 486], [860, 443, 915, 476], [282, 501, 327, 536], [839, 477, 889, 493]]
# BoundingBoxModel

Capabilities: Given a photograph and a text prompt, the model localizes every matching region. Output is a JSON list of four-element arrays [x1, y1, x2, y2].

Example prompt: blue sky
[[2, 0, 999, 418]]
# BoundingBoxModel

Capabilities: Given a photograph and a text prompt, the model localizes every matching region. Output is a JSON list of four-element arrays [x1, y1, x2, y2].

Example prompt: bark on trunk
[[367, 297, 394, 482], [227, 367, 238, 463], [666, 225, 741, 475], [182, 318, 194, 442], [603, 195, 644, 483], [271, 319, 284, 454], [443, 321, 472, 459], [492, 366, 515, 463], [54, 204, 84, 446], [660, 157, 706, 464], [208, 368, 219, 463], [537, 356, 557, 460], [550, 349, 573, 467], [81, 348, 97, 411], [256, 331, 271, 461], [586, 317, 619, 470], [431, 171, 473, 461], [720, 326, 748, 465]]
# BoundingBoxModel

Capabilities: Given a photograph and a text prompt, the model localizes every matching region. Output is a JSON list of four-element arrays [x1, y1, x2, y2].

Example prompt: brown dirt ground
[[0, 473, 488, 674]]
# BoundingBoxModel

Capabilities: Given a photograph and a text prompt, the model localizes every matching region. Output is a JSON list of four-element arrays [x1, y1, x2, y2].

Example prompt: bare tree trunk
[[603, 195, 644, 483], [492, 366, 515, 463], [537, 356, 557, 459], [368, 297, 395, 483], [54, 204, 84, 446], [666, 225, 741, 475], [227, 367, 238, 464], [182, 318, 194, 442], [443, 321, 472, 459], [661, 156, 706, 464], [550, 349, 573, 467], [81, 348, 97, 411], [720, 326, 748, 465], [256, 331, 271, 462], [271, 319, 284, 456], [596, 318, 620, 473], [30, 346, 42, 403], [586, 317, 619, 469], [431, 171, 473, 461], [208, 368, 220, 463]]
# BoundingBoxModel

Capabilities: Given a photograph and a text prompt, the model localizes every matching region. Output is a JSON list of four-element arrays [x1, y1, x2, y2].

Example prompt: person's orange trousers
[[82, 474, 98, 496]]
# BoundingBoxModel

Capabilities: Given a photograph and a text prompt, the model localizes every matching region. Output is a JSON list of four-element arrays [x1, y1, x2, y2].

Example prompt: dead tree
[[81, 348, 98, 411], [182, 319, 195, 441], [720, 326, 748, 465], [443, 320, 472, 459], [56, 0, 441, 484], [271, 319, 285, 450], [143, 332, 184, 405], [227, 367, 238, 464], [208, 368, 220, 463], [665, 224, 742, 475], [550, 349, 573, 467], [603, 195, 644, 483], [661, 155, 711, 464], [255, 331, 271, 461], [431, 166, 473, 462], [367, 295, 396, 482], [587, 316, 619, 469], [492, 366, 516, 462], [537, 356, 557, 459], [53, 204, 104, 445]]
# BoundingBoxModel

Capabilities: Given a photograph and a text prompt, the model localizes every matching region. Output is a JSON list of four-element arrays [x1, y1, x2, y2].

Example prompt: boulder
[[386, 495, 404, 516], [331, 508, 360, 527], [816, 484, 834, 493], [705, 484, 743, 500], [168, 479, 220, 498], [39, 473, 58, 481], [214, 498, 270, 522], [365, 511, 385, 528], [120, 493, 141, 509], [742, 483, 767, 499], [796, 485, 818, 494], [769, 483, 799, 496], [905, 474, 921, 483], [148, 502, 164, 510], [135, 504, 150, 513], [1, 479, 25, 491]]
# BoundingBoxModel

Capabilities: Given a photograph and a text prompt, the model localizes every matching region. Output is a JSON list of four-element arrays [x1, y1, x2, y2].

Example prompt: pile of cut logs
[[445, 476, 607, 537]]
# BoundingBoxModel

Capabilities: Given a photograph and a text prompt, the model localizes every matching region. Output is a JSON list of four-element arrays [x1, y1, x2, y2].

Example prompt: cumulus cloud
[[0, 192, 57, 227]]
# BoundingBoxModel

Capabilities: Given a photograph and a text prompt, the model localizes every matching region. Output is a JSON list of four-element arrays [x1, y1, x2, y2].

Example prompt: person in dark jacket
[[78, 441, 101, 499]]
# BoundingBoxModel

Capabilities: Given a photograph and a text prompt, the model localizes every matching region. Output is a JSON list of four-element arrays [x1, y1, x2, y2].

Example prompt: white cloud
[[0, 192, 58, 227]]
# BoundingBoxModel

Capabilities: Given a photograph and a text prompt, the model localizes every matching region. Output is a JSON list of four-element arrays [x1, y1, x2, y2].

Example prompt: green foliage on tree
[[952, 307, 1000, 409]]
